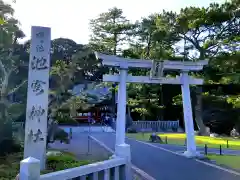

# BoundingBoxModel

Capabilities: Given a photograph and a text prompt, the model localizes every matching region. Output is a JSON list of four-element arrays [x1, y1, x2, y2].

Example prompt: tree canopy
[[0, 0, 239, 142], [88, 1, 240, 134]]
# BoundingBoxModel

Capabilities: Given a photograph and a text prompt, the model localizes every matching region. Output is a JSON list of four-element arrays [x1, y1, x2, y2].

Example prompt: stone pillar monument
[[23, 26, 51, 170]]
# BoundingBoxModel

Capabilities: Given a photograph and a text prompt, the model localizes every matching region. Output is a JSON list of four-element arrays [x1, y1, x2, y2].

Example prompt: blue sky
[[8, 0, 227, 44]]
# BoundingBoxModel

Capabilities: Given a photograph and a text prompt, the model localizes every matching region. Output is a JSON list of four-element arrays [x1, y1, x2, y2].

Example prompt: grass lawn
[[127, 133, 240, 150], [207, 154, 240, 171]]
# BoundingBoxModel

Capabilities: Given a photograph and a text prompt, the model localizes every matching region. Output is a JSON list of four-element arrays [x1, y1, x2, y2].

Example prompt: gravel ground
[[48, 132, 112, 161]]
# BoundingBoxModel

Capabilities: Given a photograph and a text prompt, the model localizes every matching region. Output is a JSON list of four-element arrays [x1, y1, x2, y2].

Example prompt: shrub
[[55, 113, 79, 125], [0, 139, 23, 156], [0, 163, 20, 179], [44, 153, 92, 173], [53, 128, 69, 143], [149, 133, 163, 143], [127, 127, 137, 133], [0, 152, 93, 179], [0, 152, 22, 180]]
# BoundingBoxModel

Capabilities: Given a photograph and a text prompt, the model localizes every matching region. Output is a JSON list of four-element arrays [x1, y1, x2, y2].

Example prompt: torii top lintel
[[95, 52, 208, 71]]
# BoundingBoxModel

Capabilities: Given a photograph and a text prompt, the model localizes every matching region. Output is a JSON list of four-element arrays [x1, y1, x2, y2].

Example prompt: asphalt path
[[91, 133, 240, 180]]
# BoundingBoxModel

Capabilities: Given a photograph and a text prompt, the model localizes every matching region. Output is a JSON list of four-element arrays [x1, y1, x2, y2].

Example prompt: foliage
[[0, 0, 239, 149], [0, 153, 22, 180], [89, 7, 136, 55], [88, 1, 240, 134], [0, 138, 22, 156], [53, 128, 69, 143], [127, 127, 138, 133], [0, 0, 26, 155], [48, 46, 105, 119], [45, 153, 92, 173], [46, 46, 106, 145], [227, 96, 240, 108], [55, 111, 79, 125], [0, 152, 92, 179], [0, 2, 91, 153]]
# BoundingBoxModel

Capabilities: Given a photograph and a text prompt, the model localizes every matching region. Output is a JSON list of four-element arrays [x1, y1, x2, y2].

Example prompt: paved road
[[49, 133, 111, 161], [149, 143, 240, 155], [92, 133, 240, 180]]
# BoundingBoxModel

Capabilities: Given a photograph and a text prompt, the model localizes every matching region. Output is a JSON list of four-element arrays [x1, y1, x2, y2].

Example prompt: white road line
[[126, 137, 240, 176], [131, 165, 156, 180], [89, 135, 156, 180], [127, 137, 181, 156], [90, 135, 114, 154], [195, 159, 240, 176]]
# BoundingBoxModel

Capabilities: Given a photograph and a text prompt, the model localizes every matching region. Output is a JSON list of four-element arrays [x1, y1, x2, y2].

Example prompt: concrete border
[[89, 135, 156, 180]]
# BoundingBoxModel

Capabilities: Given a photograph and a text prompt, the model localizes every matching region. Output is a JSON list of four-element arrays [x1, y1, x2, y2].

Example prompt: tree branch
[[7, 80, 27, 95], [0, 59, 7, 76]]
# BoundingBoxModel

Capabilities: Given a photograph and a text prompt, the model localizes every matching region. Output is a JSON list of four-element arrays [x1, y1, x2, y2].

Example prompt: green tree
[[0, 0, 26, 155], [123, 11, 180, 120], [49, 47, 98, 117], [173, 1, 240, 134], [47, 48, 103, 143], [89, 7, 136, 118], [89, 7, 135, 55], [87, 1, 240, 134]]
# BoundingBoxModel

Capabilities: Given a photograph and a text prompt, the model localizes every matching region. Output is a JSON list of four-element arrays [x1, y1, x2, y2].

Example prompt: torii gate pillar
[[115, 63, 131, 160], [114, 64, 131, 180], [181, 71, 198, 157]]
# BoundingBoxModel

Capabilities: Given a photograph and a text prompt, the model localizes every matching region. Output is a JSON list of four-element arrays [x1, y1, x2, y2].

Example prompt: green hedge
[[43, 153, 92, 174], [0, 153, 22, 180], [0, 152, 93, 179], [53, 128, 69, 143]]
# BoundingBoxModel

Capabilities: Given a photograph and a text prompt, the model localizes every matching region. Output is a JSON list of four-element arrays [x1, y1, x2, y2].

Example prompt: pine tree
[[89, 7, 135, 55]]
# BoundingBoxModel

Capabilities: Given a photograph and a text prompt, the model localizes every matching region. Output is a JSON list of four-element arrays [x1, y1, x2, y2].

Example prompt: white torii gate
[[95, 52, 208, 158]]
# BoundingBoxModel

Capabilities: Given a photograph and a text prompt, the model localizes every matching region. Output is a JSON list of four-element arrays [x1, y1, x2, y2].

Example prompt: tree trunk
[[0, 98, 14, 155], [194, 86, 209, 136], [112, 85, 116, 114], [47, 118, 58, 144], [141, 104, 146, 120], [126, 106, 133, 128], [158, 85, 164, 120], [146, 34, 152, 57], [113, 33, 117, 55]]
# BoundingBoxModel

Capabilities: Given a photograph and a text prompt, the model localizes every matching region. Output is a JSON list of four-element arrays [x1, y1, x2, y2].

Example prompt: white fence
[[20, 157, 127, 180], [133, 120, 179, 132]]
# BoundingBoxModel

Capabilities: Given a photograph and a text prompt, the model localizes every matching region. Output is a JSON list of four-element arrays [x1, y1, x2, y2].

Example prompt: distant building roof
[[72, 83, 112, 104]]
